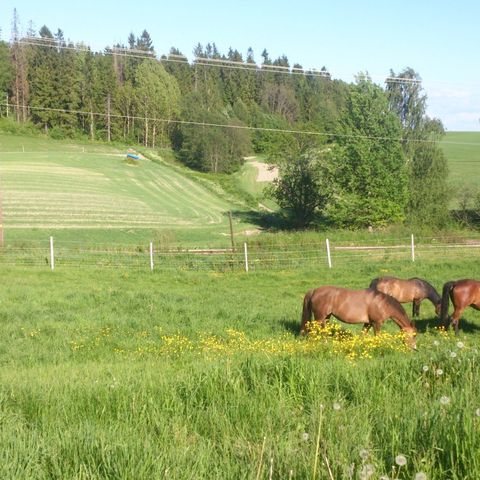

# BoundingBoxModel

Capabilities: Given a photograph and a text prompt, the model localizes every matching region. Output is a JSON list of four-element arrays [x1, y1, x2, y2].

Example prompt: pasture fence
[[1, 234, 480, 271]]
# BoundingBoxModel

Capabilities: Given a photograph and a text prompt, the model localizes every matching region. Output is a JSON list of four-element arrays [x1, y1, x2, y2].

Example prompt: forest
[[0, 11, 450, 228]]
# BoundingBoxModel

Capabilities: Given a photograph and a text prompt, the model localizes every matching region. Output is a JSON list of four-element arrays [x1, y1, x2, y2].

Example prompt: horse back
[[452, 279, 480, 307]]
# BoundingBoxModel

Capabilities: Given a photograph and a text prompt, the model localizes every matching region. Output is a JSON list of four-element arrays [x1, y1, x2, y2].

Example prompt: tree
[[0, 41, 14, 115], [11, 9, 29, 123], [386, 68, 450, 226], [329, 76, 408, 228], [269, 148, 334, 228], [135, 59, 180, 148], [175, 92, 250, 173]]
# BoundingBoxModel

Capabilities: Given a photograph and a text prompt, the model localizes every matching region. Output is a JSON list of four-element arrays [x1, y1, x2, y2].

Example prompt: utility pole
[[228, 211, 235, 252]]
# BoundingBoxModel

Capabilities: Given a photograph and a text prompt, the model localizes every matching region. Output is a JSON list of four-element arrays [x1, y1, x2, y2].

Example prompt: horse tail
[[301, 289, 314, 334], [369, 278, 379, 290], [441, 281, 456, 325]]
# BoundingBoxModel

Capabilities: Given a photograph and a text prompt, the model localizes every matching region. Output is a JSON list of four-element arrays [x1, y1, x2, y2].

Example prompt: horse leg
[[412, 299, 421, 318], [362, 323, 372, 335], [450, 306, 465, 336]]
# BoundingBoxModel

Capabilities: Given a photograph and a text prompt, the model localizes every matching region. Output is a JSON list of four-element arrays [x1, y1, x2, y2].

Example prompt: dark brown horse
[[441, 279, 480, 335], [369, 276, 442, 318], [301, 286, 417, 349]]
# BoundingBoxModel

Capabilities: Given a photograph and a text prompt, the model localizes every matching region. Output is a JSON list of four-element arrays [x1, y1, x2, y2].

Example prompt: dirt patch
[[251, 161, 279, 182]]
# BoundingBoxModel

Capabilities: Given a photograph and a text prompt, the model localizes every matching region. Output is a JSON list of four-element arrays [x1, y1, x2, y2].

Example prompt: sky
[[1, 0, 479, 131]]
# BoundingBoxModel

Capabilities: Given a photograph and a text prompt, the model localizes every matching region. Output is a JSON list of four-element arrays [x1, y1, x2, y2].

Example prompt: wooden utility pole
[[106, 94, 111, 142], [228, 211, 235, 252]]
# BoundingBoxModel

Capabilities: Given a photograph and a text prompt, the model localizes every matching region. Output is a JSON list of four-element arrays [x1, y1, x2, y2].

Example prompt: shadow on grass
[[232, 209, 334, 231], [281, 319, 301, 336], [231, 209, 290, 230], [414, 316, 480, 334]]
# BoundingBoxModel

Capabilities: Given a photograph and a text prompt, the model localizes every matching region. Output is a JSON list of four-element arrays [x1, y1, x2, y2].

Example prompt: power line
[[15, 37, 333, 79], [1, 102, 452, 145]]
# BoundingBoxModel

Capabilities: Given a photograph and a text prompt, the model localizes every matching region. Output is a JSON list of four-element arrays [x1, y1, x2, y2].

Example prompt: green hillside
[[441, 131, 480, 188], [0, 134, 254, 246]]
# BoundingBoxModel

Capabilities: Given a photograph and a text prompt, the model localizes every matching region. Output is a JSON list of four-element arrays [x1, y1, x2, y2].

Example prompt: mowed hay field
[[0, 134, 251, 246]]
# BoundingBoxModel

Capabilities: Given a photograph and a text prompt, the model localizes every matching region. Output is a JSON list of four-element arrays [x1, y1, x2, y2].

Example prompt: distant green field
[[441, 131, 480, 189], [0, 134, 254, 246]]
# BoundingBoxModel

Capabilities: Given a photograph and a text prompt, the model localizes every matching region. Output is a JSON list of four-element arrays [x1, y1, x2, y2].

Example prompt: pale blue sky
[[1, 0, 479, 130]]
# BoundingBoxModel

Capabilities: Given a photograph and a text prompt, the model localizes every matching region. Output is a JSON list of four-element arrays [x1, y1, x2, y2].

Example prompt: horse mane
[[410, 277, 441, 303], [373, 290, 413, 327]]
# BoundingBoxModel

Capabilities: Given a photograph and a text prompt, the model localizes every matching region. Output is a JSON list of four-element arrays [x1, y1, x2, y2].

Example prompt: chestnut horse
[[440, 279, 480, 335], [301, 286, 417, 349], [369, 276, 442, 318]]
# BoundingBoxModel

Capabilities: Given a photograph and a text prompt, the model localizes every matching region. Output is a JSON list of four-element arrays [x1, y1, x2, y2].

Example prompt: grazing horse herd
[[301, 277, 480, 348]]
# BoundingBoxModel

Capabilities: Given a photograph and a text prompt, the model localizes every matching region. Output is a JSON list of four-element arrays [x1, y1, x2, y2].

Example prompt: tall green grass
[[1, 259, 479, 479]]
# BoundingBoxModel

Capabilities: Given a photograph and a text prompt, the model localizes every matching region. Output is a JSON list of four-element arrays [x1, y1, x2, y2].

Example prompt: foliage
[[269, 148, 334, 228], [387, 68, 451, 227], [328, 76, 408, 228]]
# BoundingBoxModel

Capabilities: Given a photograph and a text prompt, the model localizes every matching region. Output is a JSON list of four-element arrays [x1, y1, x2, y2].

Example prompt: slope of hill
[[0, 134, 254, 246], [441, 132, 480, 188]]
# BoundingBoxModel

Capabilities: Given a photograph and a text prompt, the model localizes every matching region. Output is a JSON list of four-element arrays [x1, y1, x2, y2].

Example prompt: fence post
[[50, 236, 55, 270], [326, 238, 332, 268], [150, 242, 154, 271], [244, 242, 249, 272], [411, 234, 415, 262]]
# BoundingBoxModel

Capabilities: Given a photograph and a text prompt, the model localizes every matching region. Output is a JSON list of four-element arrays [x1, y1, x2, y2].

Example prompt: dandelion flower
[[359, 448, 369, 460], [422, 365, 429, 372], [360, 464, 375, 478], [395, 454, 407, 466], [436, 368, 443, 376], [415, 472, 427, 480], [440, 396, 451, 405], [333, 402, 342, 411], [456, 341, 465, 349]]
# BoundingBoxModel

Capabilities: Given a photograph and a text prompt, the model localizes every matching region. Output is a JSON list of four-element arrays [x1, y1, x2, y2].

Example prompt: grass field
[[1, 131, 480, 478], [441, 132, 480, 205], [1, 258, 479, 479], [0, 133, 256, 247]]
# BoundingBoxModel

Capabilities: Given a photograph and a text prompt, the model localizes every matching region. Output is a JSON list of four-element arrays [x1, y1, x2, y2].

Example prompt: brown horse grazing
[[301, 286, 417, 349], [369, 276, 442, 318], [441, 279, 480, 335]]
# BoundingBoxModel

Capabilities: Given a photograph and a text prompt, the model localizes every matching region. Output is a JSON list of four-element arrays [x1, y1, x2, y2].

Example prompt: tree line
[[0, 11, 449, 229]]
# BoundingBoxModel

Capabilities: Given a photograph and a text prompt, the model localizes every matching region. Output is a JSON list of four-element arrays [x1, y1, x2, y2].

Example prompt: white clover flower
[[433, 340, 440, 346], [301, 432, 309, 442], [415, 472, 427, 480], [450, 351, 457, 358], [333, 402, 341, 411], [456, 341, 465, 349], [379, 476, 390, 480], [475, 408, 480, 417], [395, 454, 407, 466], [440, 396, 451, 405], [436, 368, 443, 376], [422, 365, 429, 372]]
